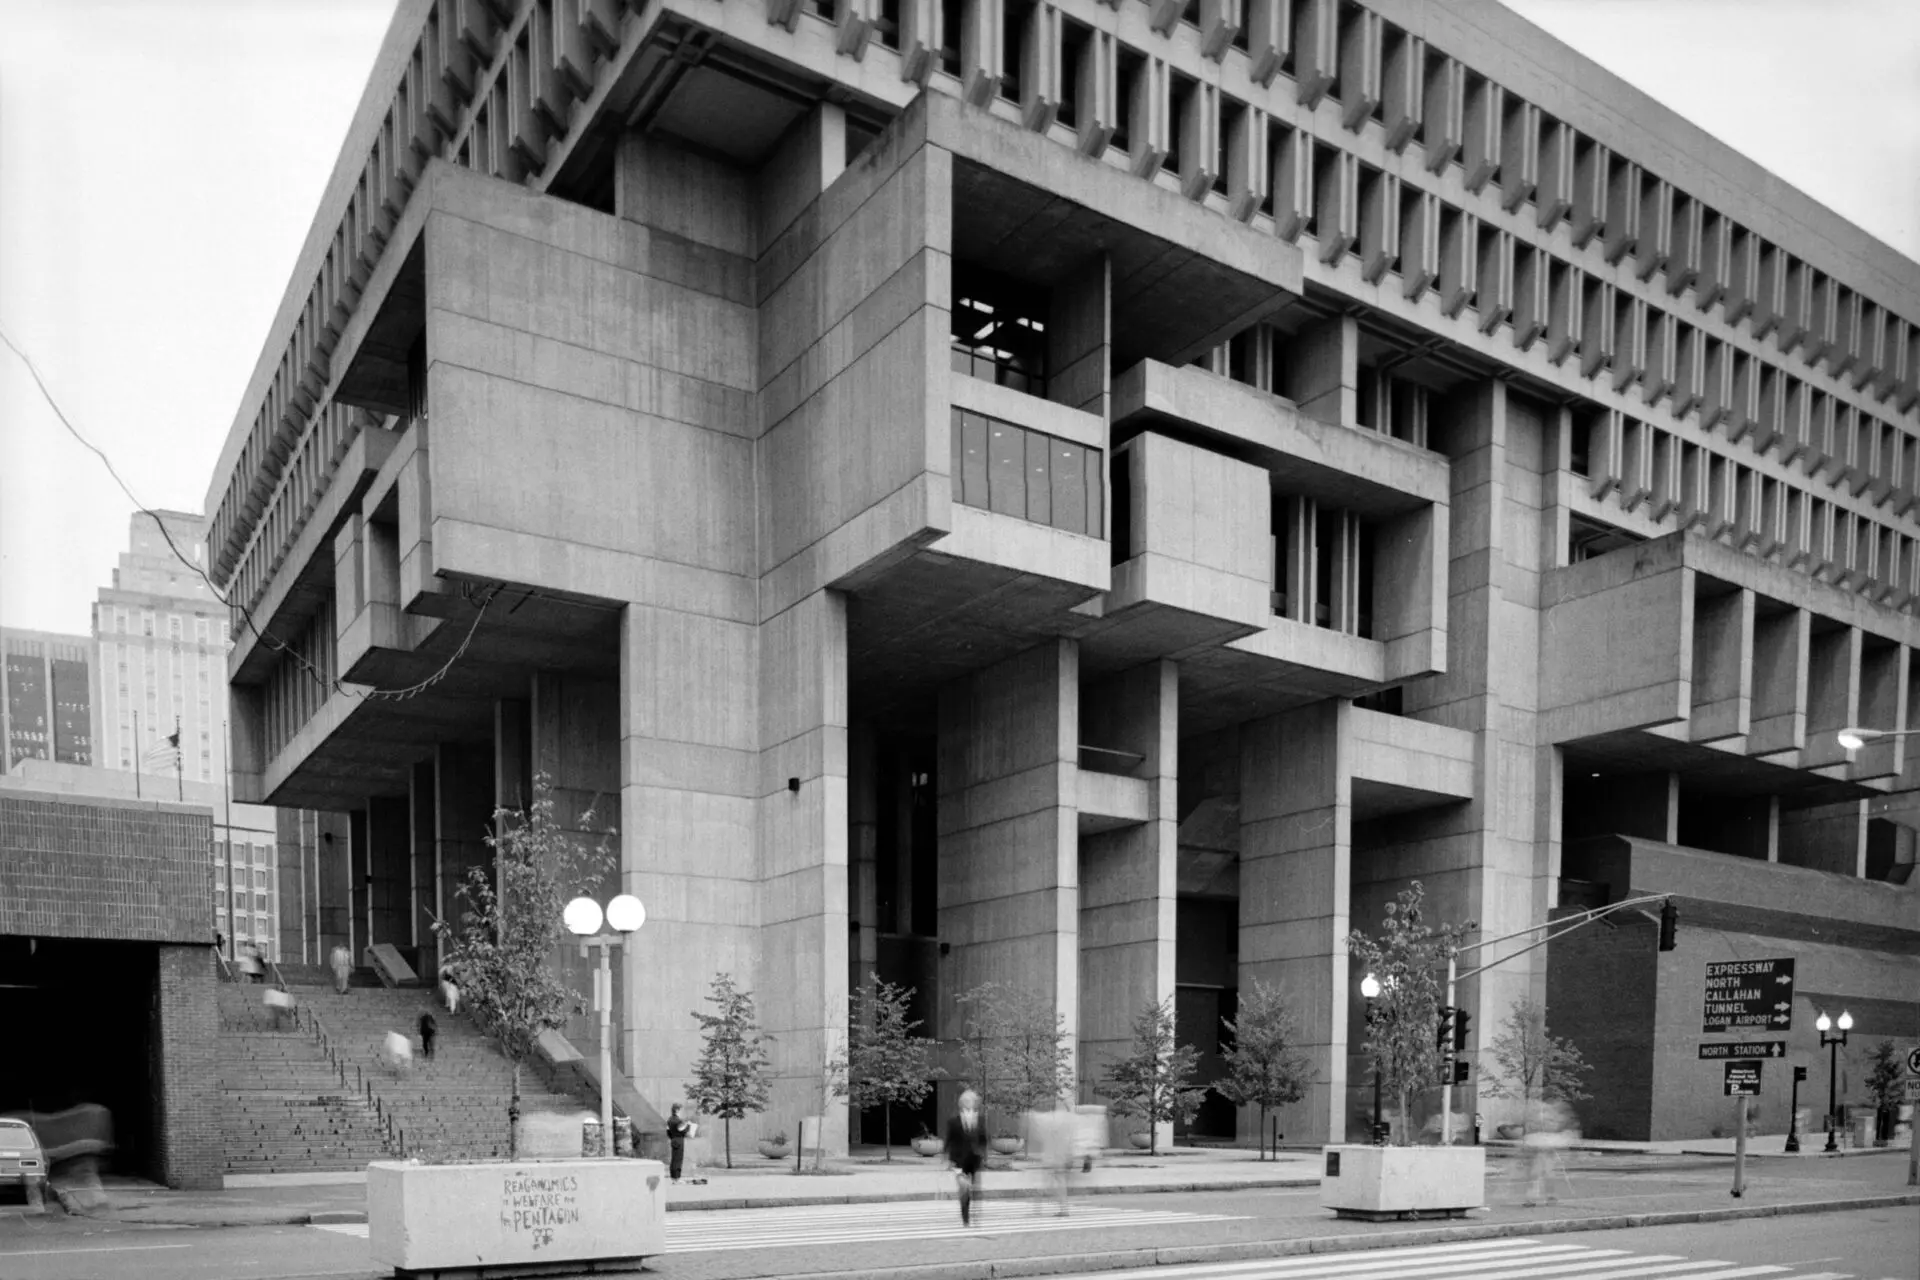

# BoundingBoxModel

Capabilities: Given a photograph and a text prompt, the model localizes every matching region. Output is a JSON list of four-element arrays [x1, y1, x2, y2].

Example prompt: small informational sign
[[1698, 1041, 1787, 1060], [1906, 1046, 1920, 1076], [1905, 1077, 1920, 1103], [1702, 958, 1795, 1032], [1326, 1150, 1341, 1177], [1723, 1061, 1762, 1097]]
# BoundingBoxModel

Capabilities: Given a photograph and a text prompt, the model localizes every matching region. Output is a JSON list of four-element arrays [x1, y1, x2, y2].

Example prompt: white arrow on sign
[[1773, 1002, 1791, 1012], [1775, 973, 1792, 984]]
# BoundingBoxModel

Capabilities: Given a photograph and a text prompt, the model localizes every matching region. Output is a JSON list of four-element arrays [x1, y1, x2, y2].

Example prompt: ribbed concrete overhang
[[1544, 531, 1920, 804], [930, 92, 1303, 370]]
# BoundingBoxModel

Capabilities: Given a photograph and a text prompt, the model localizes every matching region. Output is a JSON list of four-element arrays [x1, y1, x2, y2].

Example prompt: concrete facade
[[199, 0, 1918, 1147]]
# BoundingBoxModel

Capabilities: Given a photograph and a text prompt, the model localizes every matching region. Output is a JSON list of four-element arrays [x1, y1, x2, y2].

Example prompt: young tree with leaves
[[1099, 997, 1208, 1155], [1481, 997, 1592, 1131], [687, 972, 775, 1169], [954, 982, 1074, 1133], [432, 776, 613, 1159], [1346, 881, 1475, 1146], [1864, 1040, 1903, 1143], [834, 977, 945, 1161], [1215, 979, 1314, 1160]]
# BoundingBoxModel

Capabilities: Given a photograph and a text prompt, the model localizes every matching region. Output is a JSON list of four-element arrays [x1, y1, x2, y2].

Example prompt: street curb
[[306, 1211, 366, 1225], [662, 1178, 1322, 1213], [778, 1192, 1920, 1280]]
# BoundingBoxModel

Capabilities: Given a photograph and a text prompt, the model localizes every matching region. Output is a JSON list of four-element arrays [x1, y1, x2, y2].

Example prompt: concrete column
[[435, 741, 493, 933], [409, 760, 435, 970], [849, 721, 880, 1144], [1284, 315, 1357, 426], [366, 796, 410, 951], [1048, 256, 1111, 418], [1239, 699, 1350, 1145], [937, 640, 1081, 1099], [757, 590, 851, 1154], [619, 601, 760, 1141], [1078, 661, 1177, 1131]]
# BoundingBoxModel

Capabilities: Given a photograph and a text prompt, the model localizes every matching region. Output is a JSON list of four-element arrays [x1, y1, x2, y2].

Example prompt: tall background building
[[91, 511, 232, 785], [1, 627, 95, 772]]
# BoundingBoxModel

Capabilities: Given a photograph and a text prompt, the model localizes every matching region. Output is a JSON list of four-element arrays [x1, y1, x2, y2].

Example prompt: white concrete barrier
[[368, 1158, 666, 1274], [1318, 1144, 1485, 1218]]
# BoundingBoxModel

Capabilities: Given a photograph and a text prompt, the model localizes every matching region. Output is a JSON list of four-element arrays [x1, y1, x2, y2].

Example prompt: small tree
[[432, 776, 613, 1159], [1215, 979, 1314, 1159], [1482, 997, 1592, 1131], [1864, 1040, 1903, 1143], [1347, 881, 1475, 1146], [687, 972, 775, 1169], [836, 977, 946, 1161], [1100, 997, 1208, 1155], [954, 982, 1074, 1134]]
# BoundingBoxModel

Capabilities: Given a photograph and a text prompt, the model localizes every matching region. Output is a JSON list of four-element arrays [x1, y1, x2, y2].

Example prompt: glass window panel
[[960, 412, 990, 508], [951, 408, 966, 496], [1052, 442, 1087, 534], [951, 345, 972, 375], [987, 422, 1026, 516], [1025, 433, 1052, 525], [1085, 447, 1104, 537]]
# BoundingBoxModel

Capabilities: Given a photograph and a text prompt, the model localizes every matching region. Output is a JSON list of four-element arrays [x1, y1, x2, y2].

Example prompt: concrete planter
[[1319, 1144, 1485, 1221], [911, 1137, 944, 1158], [757, 1142, 791, 1160], [989, 1136, 1024, 1155], [368, 1158, 666, 1276]]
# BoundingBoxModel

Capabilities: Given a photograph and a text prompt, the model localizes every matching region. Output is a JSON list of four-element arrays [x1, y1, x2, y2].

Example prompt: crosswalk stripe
[[1086, 1239, 1594, 1280]]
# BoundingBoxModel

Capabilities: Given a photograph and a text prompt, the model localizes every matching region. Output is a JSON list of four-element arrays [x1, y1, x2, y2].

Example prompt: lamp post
[[565, 893, 646, 1156], [1816, 1009, 1852, 1154], [1359, 972, 1384, 1145]]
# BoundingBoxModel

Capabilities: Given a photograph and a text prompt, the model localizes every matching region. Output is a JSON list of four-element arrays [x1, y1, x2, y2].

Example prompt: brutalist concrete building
[[202, 0, 1919, 1147]]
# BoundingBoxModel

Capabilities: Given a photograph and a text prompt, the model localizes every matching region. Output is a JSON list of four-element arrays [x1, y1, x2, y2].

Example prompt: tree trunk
[[509, 1063, 523, 1160], [724, 1116, 733, 1169], [1259, 1105, 1268, 1160], [1397, 1086, 1411, 1147], [884, 1107, 892, 1162]]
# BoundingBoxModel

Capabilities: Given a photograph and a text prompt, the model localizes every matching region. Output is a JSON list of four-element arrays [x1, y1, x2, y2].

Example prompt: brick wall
[[150, 945, 220, 1188], [0, 789, 211, 942], [1545, 908, 1658, 1141]]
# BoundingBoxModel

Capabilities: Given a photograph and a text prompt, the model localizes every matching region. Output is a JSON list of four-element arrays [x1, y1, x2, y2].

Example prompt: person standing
[[943, 1089, 989, 1226], [664, 1104, 691, 1183], [418, 1011, 437, 1061], [329, 943, 352, 995]]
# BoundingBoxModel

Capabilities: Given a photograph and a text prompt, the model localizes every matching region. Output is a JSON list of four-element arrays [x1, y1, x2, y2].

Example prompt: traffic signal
[[1452, 1007, 1471, 1053], [1659, 899, 1679, 951], [1435, 1006, 1456, 1053], [1453, 1060, 1470, 1083], [1793, 1066, 1808, 1082]]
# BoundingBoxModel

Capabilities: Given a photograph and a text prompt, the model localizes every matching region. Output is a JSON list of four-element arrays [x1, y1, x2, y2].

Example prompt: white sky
[[1, 0, 1916, 637]]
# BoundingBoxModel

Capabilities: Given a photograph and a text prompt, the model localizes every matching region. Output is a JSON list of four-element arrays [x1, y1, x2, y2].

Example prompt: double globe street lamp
[[565, 893, 647, 1155], [1814, 1009, 1853, 1154]]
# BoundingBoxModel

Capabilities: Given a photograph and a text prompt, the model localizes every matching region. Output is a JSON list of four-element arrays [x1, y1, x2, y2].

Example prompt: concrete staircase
[[216, 985, 392, 1176], [285, 982, 581, 1162]]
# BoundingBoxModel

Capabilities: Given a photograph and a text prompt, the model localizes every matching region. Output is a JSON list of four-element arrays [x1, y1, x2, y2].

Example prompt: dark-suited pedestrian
[[418, 1012, 437, 1060], [944, 1089, 989, 1226], [665, 1104, 691, 1182]]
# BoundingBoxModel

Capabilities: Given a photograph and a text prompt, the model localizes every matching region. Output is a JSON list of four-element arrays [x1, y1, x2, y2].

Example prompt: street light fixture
[[1815, 1009, 1852, 1154], [1359, 972, 1384, 1145], [566, 892, 647, 1155], [1835, 726, 1920, 751]]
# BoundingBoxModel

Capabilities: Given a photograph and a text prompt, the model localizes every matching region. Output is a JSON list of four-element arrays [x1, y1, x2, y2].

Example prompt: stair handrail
[[297, 1000, 409, 1160]]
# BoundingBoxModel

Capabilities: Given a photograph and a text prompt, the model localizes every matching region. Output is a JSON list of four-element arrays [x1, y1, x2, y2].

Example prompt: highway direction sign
[[1698, 1041, 1787, 1060], [1702, 958, 1795, 1032], [1724, 1061, 1762, 1096]]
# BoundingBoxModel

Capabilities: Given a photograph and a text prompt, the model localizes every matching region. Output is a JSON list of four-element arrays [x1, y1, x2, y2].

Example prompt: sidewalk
[[1487, 1131, 1912, 1159]]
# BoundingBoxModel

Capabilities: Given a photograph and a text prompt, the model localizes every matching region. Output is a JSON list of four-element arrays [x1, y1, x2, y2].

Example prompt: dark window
[[951, 264, 1049, 397], [939, 0, 963, 77], [1058, 19, 1089, 131], [876, 0, 900, 49], [1113, 47, 1143, 154]]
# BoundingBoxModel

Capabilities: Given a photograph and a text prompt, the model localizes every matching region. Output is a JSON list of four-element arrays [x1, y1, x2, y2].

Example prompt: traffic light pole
[[1437, 893, 1675, 1146]]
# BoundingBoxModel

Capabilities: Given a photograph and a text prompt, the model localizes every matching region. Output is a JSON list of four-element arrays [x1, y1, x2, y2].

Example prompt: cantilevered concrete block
[[1539, 541, 1691, 742]]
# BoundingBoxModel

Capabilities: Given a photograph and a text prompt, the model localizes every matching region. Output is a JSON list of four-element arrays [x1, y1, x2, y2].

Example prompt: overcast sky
[[2, 0, 1916, 637]]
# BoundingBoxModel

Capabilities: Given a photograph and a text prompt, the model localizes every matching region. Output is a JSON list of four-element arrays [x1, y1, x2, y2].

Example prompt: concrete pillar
[[152, 945, 219, 1188], [409, 760, 436, 972], [1048, 256, 1111, 418], [849, 721, 880, 1143], [366, 796, 410, 951], [1284, 315, 1357, 426], [756, 590, 851, 1153], [1239, 699, 1350, 1145], [937, 640, 1081, 1100], [1077, 661, 1177, 1123]]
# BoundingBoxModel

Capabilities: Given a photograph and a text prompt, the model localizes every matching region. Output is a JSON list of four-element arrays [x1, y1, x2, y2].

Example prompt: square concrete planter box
[[1319, 1144, 1485, 1220], [369, 1158, 666, 1276]]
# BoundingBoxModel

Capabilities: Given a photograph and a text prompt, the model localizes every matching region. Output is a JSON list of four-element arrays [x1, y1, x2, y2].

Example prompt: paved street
[[0, 1150, 1910, 1280]]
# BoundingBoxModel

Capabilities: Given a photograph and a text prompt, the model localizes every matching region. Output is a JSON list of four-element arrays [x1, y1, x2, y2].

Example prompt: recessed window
[[950, 409, 1101, 537]]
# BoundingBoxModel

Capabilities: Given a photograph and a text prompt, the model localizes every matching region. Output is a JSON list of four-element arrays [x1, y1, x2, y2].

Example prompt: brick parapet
[[0, 788, 212, 943]]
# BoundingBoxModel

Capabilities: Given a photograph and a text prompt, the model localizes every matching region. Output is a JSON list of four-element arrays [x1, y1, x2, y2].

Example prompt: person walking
[[943, 1089, 989, 1226], [418, 1011, 438, 1061], [665, 1104, 691, 1183], [328, 944, 352, 995]]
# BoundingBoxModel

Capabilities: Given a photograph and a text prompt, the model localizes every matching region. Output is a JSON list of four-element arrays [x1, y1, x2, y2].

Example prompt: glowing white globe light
[[607, 894, 646, 933], [1815, 1012, 1831, 1032], [1836, 1010, 1852, 1031], [1836, 727, 1869, 751], [564, 896, 603, 936], [1359, 972, 1382, 999]]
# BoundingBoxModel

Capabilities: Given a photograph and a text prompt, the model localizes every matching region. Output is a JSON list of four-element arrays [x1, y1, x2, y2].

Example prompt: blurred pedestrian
[[382, 1029, 414, 1075], [329, 943, 352, 995], [944, 1089, 989, 1226], [237, 944, 265, 984], [1522, 1098, 1577, 1206], [439, 966, 460, 1014], [418, 1011, 437, 1060], [1073, 1104, 1107, 1174], [665, 1104, 691, 1182], [1027, 1105, 1075, 1216]]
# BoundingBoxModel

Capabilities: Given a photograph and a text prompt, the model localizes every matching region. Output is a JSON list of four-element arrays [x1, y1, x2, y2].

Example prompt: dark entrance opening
[[0, 937, 157, 1177]]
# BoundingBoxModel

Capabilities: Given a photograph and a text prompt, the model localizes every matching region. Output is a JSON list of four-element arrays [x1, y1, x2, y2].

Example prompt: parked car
[[0, 1117, 48, 1204]]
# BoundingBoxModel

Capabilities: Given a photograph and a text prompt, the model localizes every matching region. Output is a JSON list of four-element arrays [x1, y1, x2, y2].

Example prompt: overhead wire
[[2, 326, 498, 703]]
